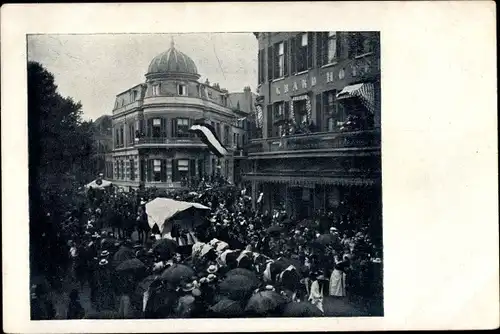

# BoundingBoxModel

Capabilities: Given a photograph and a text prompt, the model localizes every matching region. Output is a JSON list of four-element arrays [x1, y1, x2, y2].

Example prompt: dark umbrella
[[112, 247, 136, 267], [322, 296, 368, 317], [116, 258, 146, 273], [266, 225, 283, 236], [225, 268, 259, 282], [274, 257, 302, 273], [219, 275, 259, 301], [145, 287, 178, 319], [245, 290, 287, 316], [101, 238, 119, 249], [152, 238, 178, 258], [135, 274, 161, 296], [209, 299, 245, 318], [160, 263, 194, 284], [282, 301, 324, 317]]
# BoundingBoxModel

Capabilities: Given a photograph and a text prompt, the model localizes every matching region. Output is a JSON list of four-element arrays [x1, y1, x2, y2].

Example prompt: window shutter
[[258, 50, 262, 83], [315, 93, 322, 131], [266, 104, 273, 138], [188, 118, 194, 137], [273, 44, 279, 79], [161, 159, 167, 182], [290, 37, 296, 74], [316, 33, 323, 67], [189, 159, 196, 177], [161, 118, 167, 137], [261, 48, 266, 82], [146, 119, 152, 137], [323, 92, 329, 132], [172, 159, 178, 182], [267, 45, 274, 81], [284, 100, 290, 120], [336, 31, 342, 60], [172, 118, 177, 137], [147, 159, 152, 182], [283, 40, 289, 77], [307, 32, 313, 69]]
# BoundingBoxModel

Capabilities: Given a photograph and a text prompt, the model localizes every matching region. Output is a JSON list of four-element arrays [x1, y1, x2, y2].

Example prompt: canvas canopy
[[145, 197, 210, 232], [85, 179, 112, 190]]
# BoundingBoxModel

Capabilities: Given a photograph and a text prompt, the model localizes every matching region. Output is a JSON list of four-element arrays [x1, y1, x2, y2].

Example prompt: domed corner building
[[109, 40, 255, 191]]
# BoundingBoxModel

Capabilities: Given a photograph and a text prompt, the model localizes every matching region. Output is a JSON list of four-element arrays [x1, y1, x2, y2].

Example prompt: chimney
[[243, 86, 252, 114]]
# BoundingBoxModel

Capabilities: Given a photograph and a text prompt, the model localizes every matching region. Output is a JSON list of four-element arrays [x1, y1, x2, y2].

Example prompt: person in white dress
[[308, 272, 325, 313], [329, 254, 349, 297]]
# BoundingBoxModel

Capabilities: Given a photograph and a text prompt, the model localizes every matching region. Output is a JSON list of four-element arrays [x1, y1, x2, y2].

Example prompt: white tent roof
[[145, 197, 210, 231], [85, 179, 112, 189]]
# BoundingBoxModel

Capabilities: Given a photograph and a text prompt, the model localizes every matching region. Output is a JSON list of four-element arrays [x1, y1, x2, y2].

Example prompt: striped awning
[[336, 82, 376, 114]]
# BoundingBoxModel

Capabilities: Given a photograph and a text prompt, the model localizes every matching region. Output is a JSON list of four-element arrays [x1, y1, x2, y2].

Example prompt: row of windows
[[114, 159, 136, 181], [115, 83, 230, 109], [258, 32, 377, 84], [115, 118, 244, 148], [266, 89, 370, 137]]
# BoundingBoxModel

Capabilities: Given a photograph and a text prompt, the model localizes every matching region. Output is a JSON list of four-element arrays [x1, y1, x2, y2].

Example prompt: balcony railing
[[135, 137, 204, 145], [246, 129, 380, 154]]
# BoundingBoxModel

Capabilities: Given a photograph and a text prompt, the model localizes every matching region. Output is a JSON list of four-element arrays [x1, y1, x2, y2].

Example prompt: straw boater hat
[[100, 250, 110, 257], [265, 285, 275, 291], [99, 259, 109, 266], [207, 265, 218, 274], [181, 282, 194, 292], [206, 274, 217, 283]]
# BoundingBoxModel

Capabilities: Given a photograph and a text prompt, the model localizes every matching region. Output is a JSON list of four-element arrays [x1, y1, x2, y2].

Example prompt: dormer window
[[178, 84, 187, 96], [152, 83, 161, 96]]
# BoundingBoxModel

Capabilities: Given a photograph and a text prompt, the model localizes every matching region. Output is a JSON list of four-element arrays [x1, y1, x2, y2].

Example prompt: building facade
[[243, 32, 381, 229], [91, 115, 113, 178], [110, 41, 252, 190]]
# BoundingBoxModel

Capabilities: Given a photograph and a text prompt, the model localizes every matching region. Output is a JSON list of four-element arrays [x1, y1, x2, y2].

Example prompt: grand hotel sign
[[272, 54, 377, 98]]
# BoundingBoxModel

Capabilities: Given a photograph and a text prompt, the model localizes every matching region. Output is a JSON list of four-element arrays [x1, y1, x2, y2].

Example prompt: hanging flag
[[189, 121, 228, 157]]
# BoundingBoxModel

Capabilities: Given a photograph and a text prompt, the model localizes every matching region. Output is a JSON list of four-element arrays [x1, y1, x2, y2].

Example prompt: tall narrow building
[[244, 32, 381, 233]]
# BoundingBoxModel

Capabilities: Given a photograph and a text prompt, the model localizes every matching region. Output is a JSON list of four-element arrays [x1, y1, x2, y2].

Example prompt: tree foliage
[[28, 61, 95, 274]]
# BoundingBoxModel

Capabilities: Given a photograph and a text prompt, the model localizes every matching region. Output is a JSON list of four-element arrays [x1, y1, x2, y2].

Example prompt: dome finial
[[170, 36, 175, 49]]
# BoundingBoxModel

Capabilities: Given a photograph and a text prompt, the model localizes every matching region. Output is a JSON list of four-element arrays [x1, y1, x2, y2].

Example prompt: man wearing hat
[[176, 281, 196, 317]]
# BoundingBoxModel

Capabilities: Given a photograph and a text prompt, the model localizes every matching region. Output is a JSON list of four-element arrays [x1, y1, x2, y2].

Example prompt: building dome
[[147, 40, 199, 79]]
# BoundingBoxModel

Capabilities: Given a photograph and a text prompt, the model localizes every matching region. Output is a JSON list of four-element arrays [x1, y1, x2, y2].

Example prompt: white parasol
[[145, 197, 209, 232]]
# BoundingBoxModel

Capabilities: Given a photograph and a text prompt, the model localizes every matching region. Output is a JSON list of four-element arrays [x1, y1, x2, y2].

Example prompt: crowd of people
[[30, 177, 383, 319]]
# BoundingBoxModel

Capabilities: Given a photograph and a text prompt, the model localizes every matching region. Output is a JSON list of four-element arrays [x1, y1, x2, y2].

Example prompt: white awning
[[336, 83, 364, 99], [336, 83, 376, 114]]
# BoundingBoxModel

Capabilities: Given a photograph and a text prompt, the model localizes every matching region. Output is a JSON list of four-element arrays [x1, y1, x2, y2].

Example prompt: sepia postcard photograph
[[26, 31, 382, 321], [2, 2, 498, 333]]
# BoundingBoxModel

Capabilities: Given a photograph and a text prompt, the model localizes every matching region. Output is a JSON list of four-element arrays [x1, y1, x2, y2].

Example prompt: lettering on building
[[283, 84, 289, 93], [292, 82, 298, 91], [276, 87, 281, 96], [311, 76, 317, 86], [301, 79, 307, 89]]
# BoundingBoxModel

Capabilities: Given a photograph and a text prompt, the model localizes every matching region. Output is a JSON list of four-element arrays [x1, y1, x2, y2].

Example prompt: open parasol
[[145, 197, 209, 232], [282, 301, 324, 317], [245, 290, 287, 316], [219, 275, 259, 301], [112, 247, 136, 267], [152, 238, 178, 258], [116, 258, 146, 275], [160, 263, 194, 284], [209, 299, 245, 317], [225, 268, 259, 282]]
